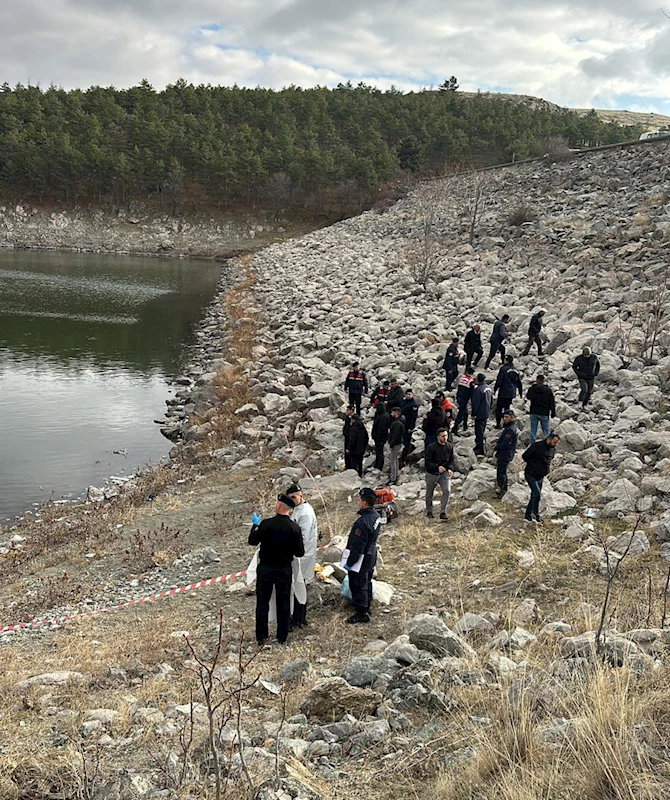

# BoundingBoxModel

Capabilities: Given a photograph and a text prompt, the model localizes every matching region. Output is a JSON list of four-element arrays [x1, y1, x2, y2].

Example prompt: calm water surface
[[0, 251, 222, 522]]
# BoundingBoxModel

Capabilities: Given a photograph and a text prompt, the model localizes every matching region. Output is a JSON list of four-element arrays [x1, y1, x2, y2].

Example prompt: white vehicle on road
[[639, 130, 670, 141]]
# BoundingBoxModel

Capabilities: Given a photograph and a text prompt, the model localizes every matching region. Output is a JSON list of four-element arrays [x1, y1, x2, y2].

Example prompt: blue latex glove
[[343, 564, 352, 572], [251, 512, 262, 526]]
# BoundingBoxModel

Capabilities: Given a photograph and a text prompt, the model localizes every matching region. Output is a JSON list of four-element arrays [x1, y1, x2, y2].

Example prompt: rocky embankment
[[0, 202, 288, 257], [202, 142, 670, 532]]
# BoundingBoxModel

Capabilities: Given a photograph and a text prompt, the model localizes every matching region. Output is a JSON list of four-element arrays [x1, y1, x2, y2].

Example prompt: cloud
[[1, 0, 669, 114]]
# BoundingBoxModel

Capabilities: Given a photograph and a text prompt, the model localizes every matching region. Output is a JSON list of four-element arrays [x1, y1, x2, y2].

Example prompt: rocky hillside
[[1, 142, 670, 800]]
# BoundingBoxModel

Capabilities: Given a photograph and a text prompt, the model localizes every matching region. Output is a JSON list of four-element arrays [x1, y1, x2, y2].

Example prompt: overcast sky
[[1, 0, 669, 114]]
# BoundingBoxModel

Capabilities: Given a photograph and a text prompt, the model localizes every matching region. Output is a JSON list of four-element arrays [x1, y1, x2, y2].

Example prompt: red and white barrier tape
[[0, 569, 248, 634], [0, 537, 337, 635]]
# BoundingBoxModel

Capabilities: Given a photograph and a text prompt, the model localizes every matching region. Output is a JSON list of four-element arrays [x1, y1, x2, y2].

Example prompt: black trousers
[[465, 348, 483, 370], [522, 335, 543, 355], [349, 392, 362, 414], [352, 454, 364, 477], [485, 340, 505, 368], [291, 600, 307, 628], [349, 569, 374, 618], [495, 394, 513, 426], [255, 562, 292, 644], [374, 440, 385, 470], [474, 417, 486, 453], [444, 368, 457, 390], [453, 403, 469, 432], [496, 457, 511, 494]]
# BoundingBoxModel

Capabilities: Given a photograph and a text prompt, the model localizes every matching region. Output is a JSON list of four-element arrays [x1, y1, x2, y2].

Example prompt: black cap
[[359, 487, 377, 501], [277, 493, 296, 509], [285, 484, 302, 496], [477, 373, 486, 382], [465, 367, 475, 374]]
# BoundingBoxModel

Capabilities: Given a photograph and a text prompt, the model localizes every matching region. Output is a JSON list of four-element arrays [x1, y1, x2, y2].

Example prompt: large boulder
[[301, 469, 362, 493], [406, 614, 476, 658], [299, 677, 382, 720], [341, 656, 401, 687], [555, 420, 590, 451], [460, 465, 496, 500]]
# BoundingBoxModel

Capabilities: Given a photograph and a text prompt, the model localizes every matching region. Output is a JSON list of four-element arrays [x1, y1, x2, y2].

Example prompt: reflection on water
[[0, 251, 222, 521]]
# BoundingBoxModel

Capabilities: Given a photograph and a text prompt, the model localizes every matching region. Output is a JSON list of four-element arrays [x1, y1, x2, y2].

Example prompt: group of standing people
[[249, 483, 382, 646]]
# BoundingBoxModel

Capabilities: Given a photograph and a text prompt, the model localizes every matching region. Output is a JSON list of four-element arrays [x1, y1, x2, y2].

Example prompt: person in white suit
[[286, 483, 318, 628]]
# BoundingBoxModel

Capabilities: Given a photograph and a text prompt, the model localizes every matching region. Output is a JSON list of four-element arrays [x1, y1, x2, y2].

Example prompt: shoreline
[[0, 254, 242, 532]]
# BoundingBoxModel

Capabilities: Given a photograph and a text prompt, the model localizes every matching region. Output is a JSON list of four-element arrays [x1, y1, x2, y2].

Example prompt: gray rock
[[280, 660, 311, 683], [406, 614, 476, 658], [300, 677, 382, 720], [341, 656, 400, 687]]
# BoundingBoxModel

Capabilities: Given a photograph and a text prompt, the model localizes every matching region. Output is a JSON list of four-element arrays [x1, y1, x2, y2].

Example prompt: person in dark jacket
[[388, 407, 405, 484], [484, 314, 510, 369], [342, 406, 354, 470], [370, 380, 390, 409], [522, 432, 560, 523], [371, 403, 390, 471], [386, 377, 404, 411], [346, 415, 369, 477], [249, 494, 305, 645], [442, 337, 460, 390], [453, 368, 475, 435], [344, 362, 368, 415], [493, 355, 523, 427], [526, 374, 556, 444], [493, 410, 518, 496], [464, 325, 483, 370], [572, 346, 600, 408], [422, 398, 446, 448], [343, 487, 381, 624], [471, 373, 493, 456], [401, 389, 420, 461], [424, 428, 454, 519], [522, 309, 545, 356]]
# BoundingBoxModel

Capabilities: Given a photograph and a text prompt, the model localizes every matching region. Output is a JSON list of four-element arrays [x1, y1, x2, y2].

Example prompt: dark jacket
[[425, 440, 454, 475], [344, 369, 368, 396], [456, 375, 475, 407], [490, 319, 508, 343], [422, 406, 446, 437], [528, 313, 543, 337], [526, 383, 556, 417], [471, 383, 493, 419], [442, 343, 459, 371], [370, 385, 389, 408], [347, 420, 369, 457], [494, 363, 523, 399], [401, 398, 420, 430], [345, 507, 381, 570], [464, 328, 482, 354], [249, 514, 304, 569], [522, 440, 557, 480], [494, 421, 518, 463], [342, 415, 353, 442], [371, 407, 390, 444], [387, 385, 404, 410], [388, 414, 406, 447], [572, 354, 600, 381]]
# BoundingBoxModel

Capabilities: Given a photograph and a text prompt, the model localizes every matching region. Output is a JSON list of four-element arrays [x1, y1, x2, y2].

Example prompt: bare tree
[[263, 172, 292, 220], [402, 182, 447, 291], [640, 263, 670, 363], [463, 174, 490, 246], [594, 516, 643, 659]]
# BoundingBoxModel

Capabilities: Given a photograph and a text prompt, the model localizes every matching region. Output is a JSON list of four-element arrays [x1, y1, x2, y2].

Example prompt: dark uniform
[[522, 312, 544, 356], [442, 341, 460, 390], [371, 405, 390, 470], [485, 318, 508, 369], [346, 418, 369, 477], [464, 328, 483, 369], [344, 368, 368, 414], [249, 514, 304, 644], [493, 419, 518, 495], [345, 506, 381, 621], [493, 362, 523, 427]]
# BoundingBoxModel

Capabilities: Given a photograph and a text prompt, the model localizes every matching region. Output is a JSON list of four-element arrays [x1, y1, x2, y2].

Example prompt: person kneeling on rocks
[[521, 432, 560, 523], [249, 494, 305, 646], [343, 487, 381, 624], [286, 484, 318, 630], [424, 427, 454, 520]]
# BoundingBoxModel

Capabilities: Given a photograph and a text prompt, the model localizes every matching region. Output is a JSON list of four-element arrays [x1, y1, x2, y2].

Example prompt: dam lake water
[[0, 250, 222, 523]]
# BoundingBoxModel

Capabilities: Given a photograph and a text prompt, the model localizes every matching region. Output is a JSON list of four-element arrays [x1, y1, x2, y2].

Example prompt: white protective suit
[[246, 552, 306, 623], [291, 500, 318, 584]]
